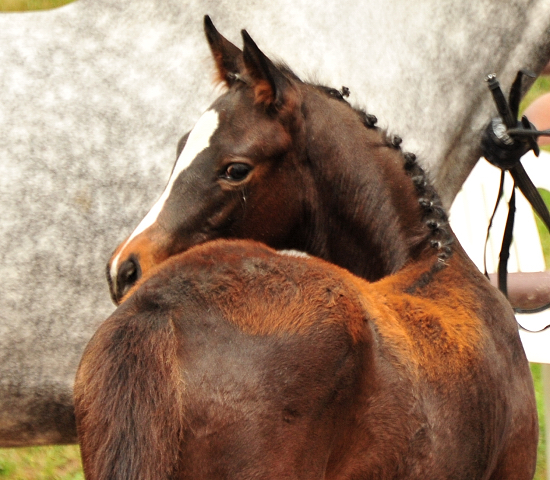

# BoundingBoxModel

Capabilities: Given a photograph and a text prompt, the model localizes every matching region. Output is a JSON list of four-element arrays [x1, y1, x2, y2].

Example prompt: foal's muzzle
[[108, 255, 141, 304]]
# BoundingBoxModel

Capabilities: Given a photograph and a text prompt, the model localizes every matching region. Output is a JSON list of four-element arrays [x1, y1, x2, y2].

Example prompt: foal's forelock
[[109, 109, 220, 287]]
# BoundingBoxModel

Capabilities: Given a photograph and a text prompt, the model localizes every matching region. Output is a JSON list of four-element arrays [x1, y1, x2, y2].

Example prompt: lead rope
[[483, 171, 505, 282], [481, 70, 550, 331]]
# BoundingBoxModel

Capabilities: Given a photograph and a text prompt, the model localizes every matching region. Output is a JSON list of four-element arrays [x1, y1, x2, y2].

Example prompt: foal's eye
[[222, 163, 252, 182]]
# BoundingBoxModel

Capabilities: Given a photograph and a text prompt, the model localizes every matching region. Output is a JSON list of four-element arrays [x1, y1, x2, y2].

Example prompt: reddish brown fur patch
[[132, 240, 368, 343], [216, 247, 367, 342], [347, 253, 485, 380], [250, 74, 300, 120], [253, 78, 276, 106], [208, 52, 235, 89], [211, 51, 227, 85]]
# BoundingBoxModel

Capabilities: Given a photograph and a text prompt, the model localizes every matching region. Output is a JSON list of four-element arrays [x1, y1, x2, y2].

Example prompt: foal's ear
[[241, 29, 292, 110], [204, 15, 243, 86]]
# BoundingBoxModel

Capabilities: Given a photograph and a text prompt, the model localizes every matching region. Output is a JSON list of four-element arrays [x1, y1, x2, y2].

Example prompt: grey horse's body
[[1, 0, 549, 446]]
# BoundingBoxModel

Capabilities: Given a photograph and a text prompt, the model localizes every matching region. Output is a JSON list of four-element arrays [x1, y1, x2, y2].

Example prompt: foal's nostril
[[116, 256, 141, 303]]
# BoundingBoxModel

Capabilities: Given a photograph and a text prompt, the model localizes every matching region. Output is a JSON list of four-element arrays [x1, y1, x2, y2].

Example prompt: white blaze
[[110, 109, 220, 279]]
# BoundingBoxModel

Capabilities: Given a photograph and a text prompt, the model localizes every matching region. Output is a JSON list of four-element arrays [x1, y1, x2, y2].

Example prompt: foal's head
[[108, 17, 449, 304], [108, 18, 312, 303]]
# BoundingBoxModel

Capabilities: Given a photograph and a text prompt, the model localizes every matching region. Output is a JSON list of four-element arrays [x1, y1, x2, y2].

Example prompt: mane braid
[[401, 151, 454, 294], [314, 84, 454, 290], [401, 151, 454, 262], [341, 94, 454, 260]]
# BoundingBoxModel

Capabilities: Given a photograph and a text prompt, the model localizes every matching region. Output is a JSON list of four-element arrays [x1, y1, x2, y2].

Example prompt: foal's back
[[75, 239, 537, 480]]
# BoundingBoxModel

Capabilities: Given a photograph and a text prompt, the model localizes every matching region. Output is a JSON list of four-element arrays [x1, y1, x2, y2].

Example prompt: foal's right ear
[[204, 15, 243, 86]]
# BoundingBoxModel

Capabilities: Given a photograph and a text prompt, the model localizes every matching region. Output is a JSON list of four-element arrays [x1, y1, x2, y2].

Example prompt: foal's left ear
[[241, 29, 292, 110], [204, 15, 243, 86]]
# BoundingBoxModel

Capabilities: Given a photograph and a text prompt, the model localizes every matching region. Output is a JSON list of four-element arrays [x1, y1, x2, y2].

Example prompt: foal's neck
[[304, 91, 432, 281]]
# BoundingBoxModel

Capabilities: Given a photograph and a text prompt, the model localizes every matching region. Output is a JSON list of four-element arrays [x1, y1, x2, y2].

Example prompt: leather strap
[[481, 70, 550, 325]]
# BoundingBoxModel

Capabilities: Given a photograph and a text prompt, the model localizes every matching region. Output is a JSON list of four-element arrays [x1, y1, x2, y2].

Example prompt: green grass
[[527, 77, 550, 477], [522, 76, 550, 114], [532, 362, 548, 479], [0, 445, 82, 479], [1, 2, 550, 478], [0, 0, 74, 11], [535, 188, 550, 268], [532, 179, 550, 479]]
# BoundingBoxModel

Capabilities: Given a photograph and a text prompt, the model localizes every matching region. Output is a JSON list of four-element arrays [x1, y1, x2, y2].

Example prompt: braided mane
[[311, 81, 454, 285]]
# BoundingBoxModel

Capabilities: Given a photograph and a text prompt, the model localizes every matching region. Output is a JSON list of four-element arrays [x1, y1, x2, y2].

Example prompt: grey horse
[[1, 0, 549, 446]]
